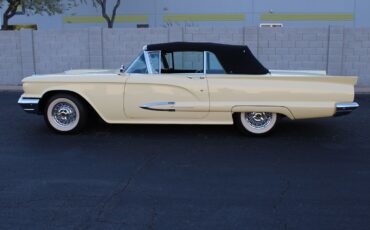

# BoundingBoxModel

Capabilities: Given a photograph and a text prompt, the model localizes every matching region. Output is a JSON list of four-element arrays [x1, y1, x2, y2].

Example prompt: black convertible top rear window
[[146, 42, 269, 75]]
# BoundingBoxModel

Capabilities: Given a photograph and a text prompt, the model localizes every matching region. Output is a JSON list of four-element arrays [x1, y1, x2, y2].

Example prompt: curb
[[356, 88, 370, 94], [0, 85, 22, 91]]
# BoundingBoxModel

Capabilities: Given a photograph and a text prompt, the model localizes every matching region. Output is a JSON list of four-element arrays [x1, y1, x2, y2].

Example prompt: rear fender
[[231, 105, 295, 120]]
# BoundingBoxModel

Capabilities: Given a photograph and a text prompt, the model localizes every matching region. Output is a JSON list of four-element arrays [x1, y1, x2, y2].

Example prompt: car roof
[[146, 42, 269, 75], [147, 42, 246, 52]]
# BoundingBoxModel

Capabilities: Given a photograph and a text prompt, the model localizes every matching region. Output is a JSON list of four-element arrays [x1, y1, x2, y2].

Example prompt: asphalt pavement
[[0, 91, 369, 230]]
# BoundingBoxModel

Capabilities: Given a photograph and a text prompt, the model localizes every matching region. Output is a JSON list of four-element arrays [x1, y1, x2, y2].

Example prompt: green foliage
[[0, 0, 79, 16], [1, 0, 122, 29], [1, 0, 80, 29]]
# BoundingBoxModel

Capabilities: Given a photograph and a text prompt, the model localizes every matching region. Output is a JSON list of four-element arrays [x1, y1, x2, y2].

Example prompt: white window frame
[[203, 51, 207, 75], [144, 50, 162, 74]]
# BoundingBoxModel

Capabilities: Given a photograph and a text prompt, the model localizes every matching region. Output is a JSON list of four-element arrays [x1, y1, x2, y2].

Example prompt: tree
[[88, 0, 121, 28], [1, 0, 78, 30]]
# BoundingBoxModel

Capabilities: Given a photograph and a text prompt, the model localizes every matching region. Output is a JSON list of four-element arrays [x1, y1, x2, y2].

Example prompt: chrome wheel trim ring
[[240, 112, 277, 134], [47, 98, 80, 132]]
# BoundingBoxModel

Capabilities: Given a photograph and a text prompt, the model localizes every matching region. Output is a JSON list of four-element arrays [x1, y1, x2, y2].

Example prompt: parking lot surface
[[0, 91, 369, 230]]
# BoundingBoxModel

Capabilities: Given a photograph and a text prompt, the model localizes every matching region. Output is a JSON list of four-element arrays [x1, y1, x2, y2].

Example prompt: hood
[[22, 69, 121, 83], [63, 69, 119, 75]]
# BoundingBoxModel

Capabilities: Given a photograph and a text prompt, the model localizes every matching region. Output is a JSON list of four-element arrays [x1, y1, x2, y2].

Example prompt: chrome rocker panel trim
[[140, 102, 176, 112], [335, 102, 359, 117], [18, 97, 40, 114]]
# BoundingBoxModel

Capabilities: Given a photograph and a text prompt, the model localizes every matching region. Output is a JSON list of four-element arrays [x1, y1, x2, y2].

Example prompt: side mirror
[[120, 65, 125, 73]]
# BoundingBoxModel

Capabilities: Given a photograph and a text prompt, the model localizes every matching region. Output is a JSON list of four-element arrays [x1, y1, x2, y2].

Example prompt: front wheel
[[44, 94, 87, 134], [233, 112, 277, 136]]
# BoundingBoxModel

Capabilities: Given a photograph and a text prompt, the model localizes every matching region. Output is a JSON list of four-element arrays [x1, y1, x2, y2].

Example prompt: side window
[[164, 53, 173, 69], [161, 51, 204, 74], [126, 53, 148, 74], [175, 51, 204, 73], [206, 52, 225, 74], [148, 51, 161, 74]]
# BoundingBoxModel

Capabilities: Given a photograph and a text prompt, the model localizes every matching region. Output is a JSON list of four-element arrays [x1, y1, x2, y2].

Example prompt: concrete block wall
[[33, 29, 90, 74], [0, 26, 370, 87], [102, 28, 168, 69], [19, 30, 35, 79], [183, 27, 244, 45], [88, 28, 104, 69], [342, 28, 370, 86], [0, 31, 22, 84], [257, 28, 329, 71], [327, 27, 344, 75]]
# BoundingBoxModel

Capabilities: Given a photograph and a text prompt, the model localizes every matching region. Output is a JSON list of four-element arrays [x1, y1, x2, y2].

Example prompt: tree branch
[[94, 0, 121, 28], [2, 0, 20, 29], [4, 0, 19, 17], [8, 1, 20, 18], [97, 0, 111, 26], [111, 0, 121, 24]]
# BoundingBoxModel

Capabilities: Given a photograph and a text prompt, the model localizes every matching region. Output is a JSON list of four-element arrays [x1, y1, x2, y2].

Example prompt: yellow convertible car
[[18, 42, 359, 135]]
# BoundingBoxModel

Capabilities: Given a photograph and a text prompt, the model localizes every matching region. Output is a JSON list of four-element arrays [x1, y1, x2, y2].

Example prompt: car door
[[124, 50, 209, 120]]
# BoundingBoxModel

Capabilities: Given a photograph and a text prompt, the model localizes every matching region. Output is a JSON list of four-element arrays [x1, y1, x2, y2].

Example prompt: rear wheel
[[44, 94, 87, 134], [233, 112, 277, 136]]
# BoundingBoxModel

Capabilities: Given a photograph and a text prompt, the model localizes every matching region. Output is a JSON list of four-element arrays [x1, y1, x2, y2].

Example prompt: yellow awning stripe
[[164, 14, 245, 22], [261, 13, 353, 21], [64, 15, 148, 23]]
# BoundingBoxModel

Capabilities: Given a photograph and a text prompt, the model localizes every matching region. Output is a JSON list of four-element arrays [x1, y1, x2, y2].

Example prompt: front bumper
[[18, 97, 40, 114], [335, 102, 359, 117]]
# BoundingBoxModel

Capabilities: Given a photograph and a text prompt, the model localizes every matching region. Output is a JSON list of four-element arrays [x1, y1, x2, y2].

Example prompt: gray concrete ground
[[0, 91, 369, 230]]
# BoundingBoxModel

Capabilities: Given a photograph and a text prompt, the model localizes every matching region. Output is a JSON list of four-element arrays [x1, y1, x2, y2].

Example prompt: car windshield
[[126, 53, 148, 74]]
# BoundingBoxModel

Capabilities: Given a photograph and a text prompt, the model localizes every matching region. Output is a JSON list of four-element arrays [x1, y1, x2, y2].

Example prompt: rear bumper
[[18, 97, 40, 114], [334, 102, 359, 117]]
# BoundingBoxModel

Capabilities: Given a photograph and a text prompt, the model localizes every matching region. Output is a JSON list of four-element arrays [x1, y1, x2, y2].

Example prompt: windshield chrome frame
[[203, 51, 207, 75], [143, 51, 153, 74], [145, 50, 162, 74]]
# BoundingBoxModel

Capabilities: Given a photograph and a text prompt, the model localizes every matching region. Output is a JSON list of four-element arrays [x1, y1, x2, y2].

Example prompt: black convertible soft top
[[146, 42, 269, 75]]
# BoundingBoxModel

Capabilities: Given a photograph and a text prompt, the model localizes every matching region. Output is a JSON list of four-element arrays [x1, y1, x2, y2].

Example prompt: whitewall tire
[[44, 94, 87, 134], [234, 112, 277, 135]]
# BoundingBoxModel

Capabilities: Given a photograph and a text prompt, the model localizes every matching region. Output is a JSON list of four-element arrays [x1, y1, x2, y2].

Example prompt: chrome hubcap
[[52, 102, 77, 126], [245, 112, 273, 129]]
